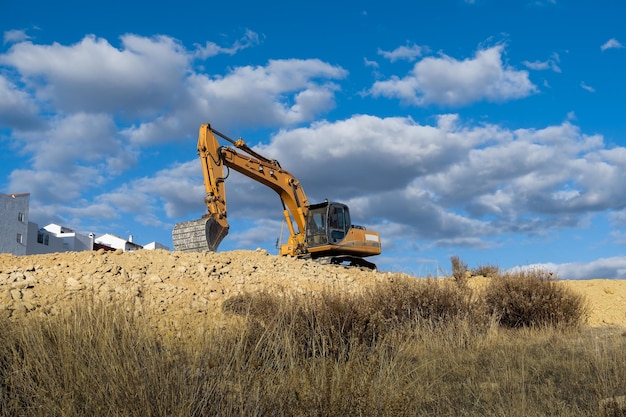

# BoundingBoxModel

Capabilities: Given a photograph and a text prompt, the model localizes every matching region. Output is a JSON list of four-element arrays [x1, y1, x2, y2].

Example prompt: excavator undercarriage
[[310, 255, 378, 269]]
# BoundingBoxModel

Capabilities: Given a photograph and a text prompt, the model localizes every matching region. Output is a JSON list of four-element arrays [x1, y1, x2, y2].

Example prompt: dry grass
[[1, 265, 624, 416], [224, 276, 473, 360]]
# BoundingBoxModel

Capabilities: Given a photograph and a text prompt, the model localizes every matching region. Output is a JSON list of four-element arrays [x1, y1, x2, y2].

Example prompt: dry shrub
[[483, 268, 587, 329], [473, 263, 500, 278], [370, 277, 472, 324], [225, 291, 364, 360], [450, 255, 469, 289], [223, 276, 474, 360]]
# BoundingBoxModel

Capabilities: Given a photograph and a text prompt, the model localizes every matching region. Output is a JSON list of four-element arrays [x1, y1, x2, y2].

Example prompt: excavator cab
[[304, 200, 381, 268], [306, 201, 350, 247]]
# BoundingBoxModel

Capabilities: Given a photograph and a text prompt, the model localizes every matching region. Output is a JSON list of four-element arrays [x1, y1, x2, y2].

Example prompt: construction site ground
[[1, 249, 625, 337]]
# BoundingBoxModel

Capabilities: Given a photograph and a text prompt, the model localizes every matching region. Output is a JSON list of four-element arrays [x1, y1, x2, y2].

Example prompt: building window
[[18, 212, 25, 223], [17, 233, 23, 244], [37, 231, 49, 245]]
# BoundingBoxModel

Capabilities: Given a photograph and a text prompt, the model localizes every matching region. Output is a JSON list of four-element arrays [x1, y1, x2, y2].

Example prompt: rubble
[[0, 249, 396, 337]]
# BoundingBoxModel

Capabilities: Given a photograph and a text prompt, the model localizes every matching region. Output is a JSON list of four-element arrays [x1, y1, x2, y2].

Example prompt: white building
[[24, 223, 95, 255], [143, 241, 170, 250], [0, 193, 30, 255], [26, 223, 67, 254], [1, 193, 94, 255], [2, 192, 169, 255], [94, 234, 143, 252]]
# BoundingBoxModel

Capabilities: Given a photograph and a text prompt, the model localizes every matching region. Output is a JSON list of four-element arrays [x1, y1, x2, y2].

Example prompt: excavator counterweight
[[172, 123, 381, 268]]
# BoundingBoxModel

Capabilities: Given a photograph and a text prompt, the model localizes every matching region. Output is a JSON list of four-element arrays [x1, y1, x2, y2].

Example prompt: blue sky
[[2, 0, 626, 278]]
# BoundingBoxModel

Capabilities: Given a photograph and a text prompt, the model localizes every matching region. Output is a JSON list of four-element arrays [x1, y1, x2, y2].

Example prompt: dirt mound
[[562, 279, 626, 327], [1, 249, 625, 335], [0, 249, 395, 337]]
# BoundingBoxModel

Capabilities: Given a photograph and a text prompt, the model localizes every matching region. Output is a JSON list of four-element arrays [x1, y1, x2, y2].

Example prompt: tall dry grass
[[1, 265, 625, 416]]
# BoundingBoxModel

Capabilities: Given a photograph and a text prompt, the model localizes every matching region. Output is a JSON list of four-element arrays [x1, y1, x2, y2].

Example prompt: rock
[[66, 277, 84, 291], [10, 289, 22, 301]]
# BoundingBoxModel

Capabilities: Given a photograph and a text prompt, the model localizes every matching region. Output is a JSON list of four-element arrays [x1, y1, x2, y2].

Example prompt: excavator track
[[312, 255, 377, 270], [172, 217, 229, 252]]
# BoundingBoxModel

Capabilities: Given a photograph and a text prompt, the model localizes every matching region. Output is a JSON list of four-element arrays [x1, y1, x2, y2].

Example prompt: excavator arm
[[172, 124, 311, 255]]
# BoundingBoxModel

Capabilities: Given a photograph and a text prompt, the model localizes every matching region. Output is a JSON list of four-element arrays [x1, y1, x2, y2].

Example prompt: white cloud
[[257, 114, 484, 197], [363, 57, 379, 68], [230, 115, 626, 247], [609, 209, 626, 227], [1, 35, 347, 145], [371, 45, 537, 106], [122, 58, 347, 145], [0, 74, 43, 129], [377, 43, 424, 62], [125, 160, 206, 218], [518, 257, 626, 279], [0, 31, 351, 208], [3, 29, 31, 45], [5, 112, 135, 221], [13, 113, 132, 173], [64, 203, 121, 222], [601, 38, 624, 51], [522, 53, 561, 73], [523, 60, 550, 70], [0, 34, 190, 116], [228, 218, 284, 249], [580, 81, 595, 93], [9, 165, 104, 205], [194, 29, 260, 59]]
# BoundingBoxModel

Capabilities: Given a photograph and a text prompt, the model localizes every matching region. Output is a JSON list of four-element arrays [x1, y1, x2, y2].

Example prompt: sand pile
[[1, 249, 625, 335]]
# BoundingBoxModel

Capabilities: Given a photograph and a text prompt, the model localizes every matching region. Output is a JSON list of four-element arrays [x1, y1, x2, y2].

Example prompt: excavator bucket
[[172, 217, 229, 252]]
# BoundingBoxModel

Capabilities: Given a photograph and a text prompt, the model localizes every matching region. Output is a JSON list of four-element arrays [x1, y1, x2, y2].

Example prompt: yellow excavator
[[172, 123, 382, 268]]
